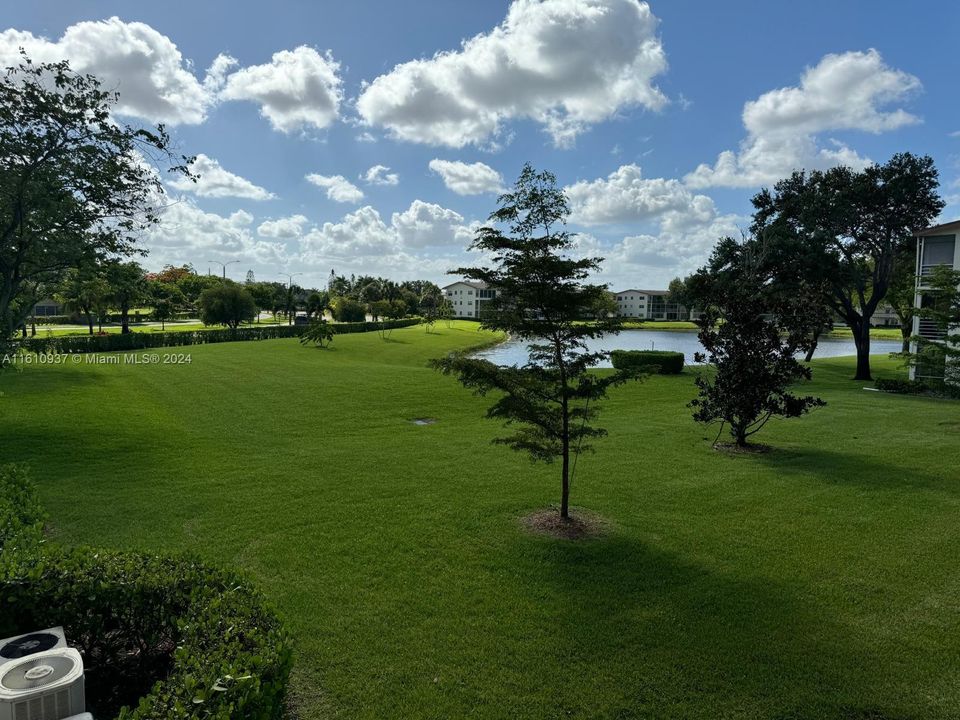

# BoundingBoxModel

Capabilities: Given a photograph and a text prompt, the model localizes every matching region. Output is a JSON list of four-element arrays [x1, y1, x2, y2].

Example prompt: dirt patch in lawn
[[520, 507, 612, 540], [713, 442, 773, 455], [410, 417, 436, 425]]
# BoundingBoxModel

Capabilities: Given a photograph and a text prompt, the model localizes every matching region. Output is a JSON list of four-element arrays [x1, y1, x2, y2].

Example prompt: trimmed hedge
[[0, 465, 45, 552], [875, 378, 928, 395], [610, 349, 685, 374], [0, 548, 292, 719], [18, 318, 421, 354], [0, 469, 292, 719], [32, 312, 198, 326]]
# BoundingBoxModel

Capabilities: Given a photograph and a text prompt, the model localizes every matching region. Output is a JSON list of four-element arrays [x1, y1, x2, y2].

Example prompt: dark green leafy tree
[[104, 260, 146, 333], [330, 296, 366, 322], [689, 237, 826, 448], [305, 291, 329, 319], [0, 53, 193, 340], [751, 153, 944, 380], [430, 164, 637, 519], [300, 318, 334, 348], [56, 266, 110, 335], [886, 250, 920, 353], [199, 285, 256, 329], [148, 280, 186, 331]]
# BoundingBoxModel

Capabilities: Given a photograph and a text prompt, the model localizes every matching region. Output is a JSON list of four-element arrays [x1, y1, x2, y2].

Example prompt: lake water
[[474, 329, 903, 368]]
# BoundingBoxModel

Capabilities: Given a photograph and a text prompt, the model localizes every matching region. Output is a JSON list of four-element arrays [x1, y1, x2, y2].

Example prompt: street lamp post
[[280, 272, 303, 325], [208, 259, 239, 279]]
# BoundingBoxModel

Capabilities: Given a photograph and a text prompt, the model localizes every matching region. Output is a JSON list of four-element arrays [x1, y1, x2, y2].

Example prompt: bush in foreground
[[0, 469, 292, 719], [0, 464, 45, 551], [875, 378, 928, 395], [610, 350, 684, 375]]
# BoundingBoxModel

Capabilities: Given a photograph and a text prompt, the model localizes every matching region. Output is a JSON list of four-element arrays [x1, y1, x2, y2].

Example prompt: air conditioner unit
[[0, 648, 85, 720], [0, 628, 67, 662]]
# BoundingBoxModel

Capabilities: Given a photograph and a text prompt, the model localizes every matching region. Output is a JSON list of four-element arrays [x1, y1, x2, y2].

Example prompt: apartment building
[[612, 289, 690, 321], [911, 220, 960, 382], [442, 281, 497, 319]]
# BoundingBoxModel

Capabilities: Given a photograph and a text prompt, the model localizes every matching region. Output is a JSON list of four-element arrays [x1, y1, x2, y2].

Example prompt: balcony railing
[[917, 319, 947, 342]]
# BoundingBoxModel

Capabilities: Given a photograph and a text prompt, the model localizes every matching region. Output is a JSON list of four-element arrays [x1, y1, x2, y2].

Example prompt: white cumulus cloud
[[429, 159, 505, 195], [220, 46, 343, 133], [0, 17, 221, 124], [356, 0, 667, 147], [257, 214, 309, 239], [146, 201, 287, 270], [391, 200, 475, 248], [686, 49, 921, 188], [169, 154, 274, 200], [363, 165, 399, 186], [305, 174, 365, 203], [566, 164, 716, 227]]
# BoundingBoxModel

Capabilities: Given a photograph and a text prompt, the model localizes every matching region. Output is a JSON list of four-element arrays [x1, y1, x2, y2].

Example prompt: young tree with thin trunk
[[751, 153, 944, 380], [430, 164, 638, 520], [689, 237, 826, 448]]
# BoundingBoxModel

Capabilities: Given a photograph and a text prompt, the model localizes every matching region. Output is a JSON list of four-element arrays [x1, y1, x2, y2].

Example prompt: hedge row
[[0, 548, 292, 719], [31, 312, 195, 326], [0, 465, 45, 552], [0, 466, 293, 719], [610, 349, 685, 374], [18, 318, 421, 354], [874, 378, 928, 395]]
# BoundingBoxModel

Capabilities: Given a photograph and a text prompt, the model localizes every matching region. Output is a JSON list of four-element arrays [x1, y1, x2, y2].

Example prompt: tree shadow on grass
[[750, 446, 957, 496], [516, 533, 928, 719]]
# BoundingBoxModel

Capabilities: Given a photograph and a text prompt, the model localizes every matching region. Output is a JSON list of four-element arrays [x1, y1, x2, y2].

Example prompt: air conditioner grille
[[1, 656, 77, 692]]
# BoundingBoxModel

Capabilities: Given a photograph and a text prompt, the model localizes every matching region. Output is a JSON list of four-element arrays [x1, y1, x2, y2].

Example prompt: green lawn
[[32, 319, 288, 337], [2, 322, 958, 719]]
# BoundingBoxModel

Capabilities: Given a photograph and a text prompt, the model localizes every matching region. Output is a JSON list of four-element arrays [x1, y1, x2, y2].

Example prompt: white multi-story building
[[911, 220, 960, 383], [443, 281, 497, 319], [612, 289, 689, 321]]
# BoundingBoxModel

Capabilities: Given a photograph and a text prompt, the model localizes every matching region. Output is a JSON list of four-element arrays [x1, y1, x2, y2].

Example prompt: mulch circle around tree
[[520, 507, 612, 540], [712, 442, 773, 455]]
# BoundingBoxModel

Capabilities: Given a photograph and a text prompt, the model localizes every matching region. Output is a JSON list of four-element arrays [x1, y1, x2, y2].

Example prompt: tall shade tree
[[430, 164, 637, 520], [199, 285, 256, 330], [689, 236, 826, 448], [751, 153, 944, 380], [104, 261, 146, 334], [0, 53, 193, 340]]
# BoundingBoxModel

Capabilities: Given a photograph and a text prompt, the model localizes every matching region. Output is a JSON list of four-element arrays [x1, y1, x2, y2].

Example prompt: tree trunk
[[734, 424, 747, 448], [804, 327, 821, 362], [121, 308, 130, 334], [86, 310, 94, 335], [853, 318, 872, 381], [560, 396, 570, 519], [900, 319, 912, 353]]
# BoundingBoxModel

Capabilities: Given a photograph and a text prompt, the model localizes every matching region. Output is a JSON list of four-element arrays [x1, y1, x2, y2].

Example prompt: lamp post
[[280, 272, 303, 325], [208, 259, 239, 279]]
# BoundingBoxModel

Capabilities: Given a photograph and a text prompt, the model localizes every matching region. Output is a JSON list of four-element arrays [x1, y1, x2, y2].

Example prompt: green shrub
[[610, 349, 685, 374], [875, 377, 928, 394], [0, 464, 45, 551], [0, 547, 292, 719]]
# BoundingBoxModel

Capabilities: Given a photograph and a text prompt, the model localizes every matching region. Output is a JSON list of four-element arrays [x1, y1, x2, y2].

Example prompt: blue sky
[[3, 1, 958, 290]]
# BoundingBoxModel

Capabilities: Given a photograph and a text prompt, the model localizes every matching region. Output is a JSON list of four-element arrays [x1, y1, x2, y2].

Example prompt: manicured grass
[[826, 325, 905, 341], [2, 321, 958, 719], [33, 320, 288, 337]]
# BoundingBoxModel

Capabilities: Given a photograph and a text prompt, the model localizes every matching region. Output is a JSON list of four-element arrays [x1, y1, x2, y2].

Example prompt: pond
[[474, 329, 903, 368]]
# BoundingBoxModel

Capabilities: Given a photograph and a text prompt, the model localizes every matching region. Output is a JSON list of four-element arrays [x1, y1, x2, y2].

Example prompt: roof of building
[[442, 280, 488, 290], [613, 289, 669, 296], [915, 219, 960, 236]]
